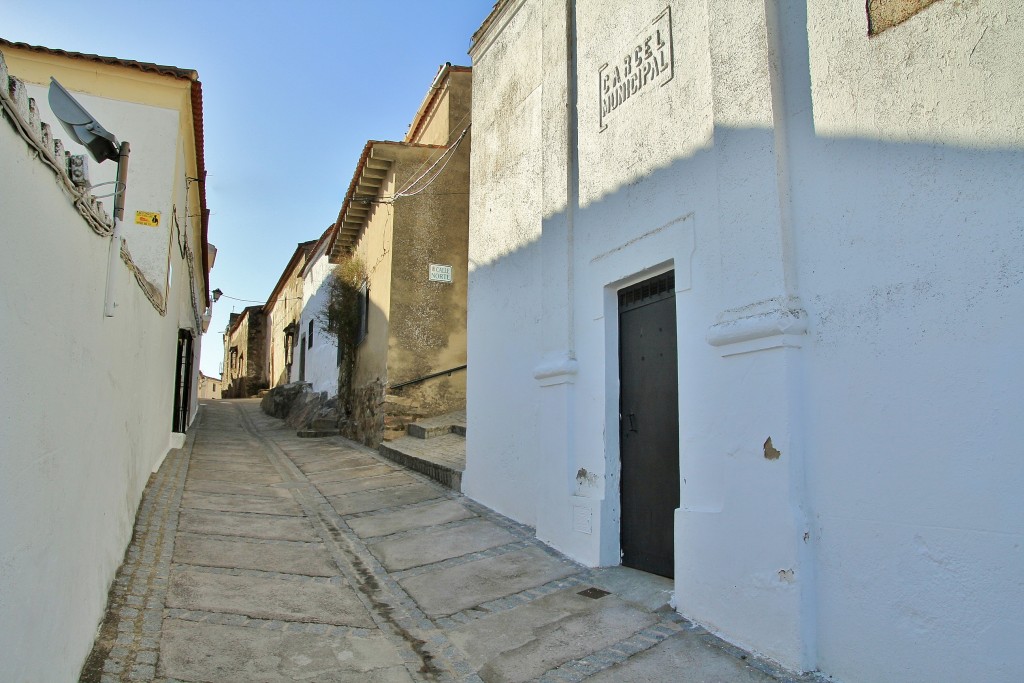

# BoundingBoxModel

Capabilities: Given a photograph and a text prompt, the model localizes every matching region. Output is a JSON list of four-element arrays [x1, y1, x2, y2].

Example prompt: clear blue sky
[[0, 0, 493, 377]]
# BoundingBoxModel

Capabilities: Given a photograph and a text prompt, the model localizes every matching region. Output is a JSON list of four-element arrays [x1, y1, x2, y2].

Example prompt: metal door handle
[[628, 413, 637, 432]]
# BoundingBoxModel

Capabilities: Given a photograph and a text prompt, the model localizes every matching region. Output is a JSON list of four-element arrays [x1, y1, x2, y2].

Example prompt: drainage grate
[[577, 587, 611, 600]]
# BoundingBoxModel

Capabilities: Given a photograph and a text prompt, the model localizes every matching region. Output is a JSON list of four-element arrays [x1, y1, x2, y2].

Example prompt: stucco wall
[[387, 139, 469, 416], [467, 0, 1024, 680], [266, 257, 306, 388], [352, 171, 397, 391], [222, 306, 264, 397], [465, 0, 547, 527], [11, 53, 192, 302], [0, 71, 204, 682], [794, 2, 1024, 681]]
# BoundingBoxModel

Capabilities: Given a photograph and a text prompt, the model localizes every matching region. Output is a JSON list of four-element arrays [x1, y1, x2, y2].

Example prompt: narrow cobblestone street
[[80, 400, 794, 683]]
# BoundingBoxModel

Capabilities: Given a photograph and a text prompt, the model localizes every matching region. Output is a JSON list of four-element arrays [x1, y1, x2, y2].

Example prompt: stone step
[[380, 427, 408, 442], [378, 433, 465, 492], [297, 429, 339, 438], [311, 417, 339, 431], [405, 409, 467, 440]]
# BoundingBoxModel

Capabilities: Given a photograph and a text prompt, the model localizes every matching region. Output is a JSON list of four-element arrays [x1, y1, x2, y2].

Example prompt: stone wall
[[342, 379, 385, 447]]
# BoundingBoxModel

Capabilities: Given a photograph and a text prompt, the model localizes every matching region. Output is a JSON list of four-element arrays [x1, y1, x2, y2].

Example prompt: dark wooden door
[[173, 330, 194, 433], [619, 271, 679, 578]]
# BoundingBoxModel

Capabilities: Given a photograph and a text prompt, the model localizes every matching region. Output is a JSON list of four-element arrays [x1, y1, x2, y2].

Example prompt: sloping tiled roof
[[264, 240, 319, 313], [325, 139, 446, 259], [406, 62, 471, 144], [0, 39, 212, 307]]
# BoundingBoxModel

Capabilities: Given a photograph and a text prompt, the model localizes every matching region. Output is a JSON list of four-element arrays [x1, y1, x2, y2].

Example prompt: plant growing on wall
[[317, 254, 367, 406]]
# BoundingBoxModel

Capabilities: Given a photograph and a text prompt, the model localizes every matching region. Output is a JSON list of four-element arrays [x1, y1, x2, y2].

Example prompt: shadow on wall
[[466, 121, 1024, 678]]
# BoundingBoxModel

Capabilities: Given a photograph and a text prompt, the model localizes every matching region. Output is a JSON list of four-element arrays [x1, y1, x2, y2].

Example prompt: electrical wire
[[215, 293, 305, 305], [394, 124, 470, 199], [397, 107, 471, 192]]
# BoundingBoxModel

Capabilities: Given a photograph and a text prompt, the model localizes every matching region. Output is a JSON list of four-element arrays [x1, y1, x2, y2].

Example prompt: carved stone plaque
[[598, 7, 674, 132]]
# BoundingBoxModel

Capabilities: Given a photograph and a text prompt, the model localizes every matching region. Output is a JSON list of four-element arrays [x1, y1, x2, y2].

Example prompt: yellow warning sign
[[135, 211, 161, 227]]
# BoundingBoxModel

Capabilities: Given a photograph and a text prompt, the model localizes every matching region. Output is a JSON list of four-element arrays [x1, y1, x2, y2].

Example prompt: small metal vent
[[618, 271, 675, 312], [577, 587, 611, 600]]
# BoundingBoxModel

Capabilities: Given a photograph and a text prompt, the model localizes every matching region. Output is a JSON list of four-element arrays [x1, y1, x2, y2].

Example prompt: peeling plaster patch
[[763, 437, 782, 461], [867, 0, 943, 36], [778, 568, 796, 583], [575, 467, 599, 486]]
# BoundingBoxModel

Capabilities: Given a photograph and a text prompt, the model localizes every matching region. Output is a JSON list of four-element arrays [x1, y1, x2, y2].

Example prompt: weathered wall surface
[[465, 0, 547, 527], [223, 306, 265, 397], [794, 2, 1024, 681], [345, 167, 398, 444], [0, 63, 206, 681], [266, 248, 309, 388], [197, 374, 223, 399], [10, 52, 193, 304], [388, 139, 470, 417], [467, 0, 1024, 680]]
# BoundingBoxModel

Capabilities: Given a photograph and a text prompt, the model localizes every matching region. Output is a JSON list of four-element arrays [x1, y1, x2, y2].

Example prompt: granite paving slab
[[186, 461, 278, 474], [368, 519, 515, 571], [447, 587, 661, 682], [312, 464, 402, 483], [177, 508, 318, 542], [585, 631, 781, 682], [400, 546, 577, 617], [159, 620, 413, 683], [184, 469, 285, 485], [167, 569, 375, 627], [348, 499, 476, 539], [180, 491, 303, 516], [316, 472, 417, 497], [289, 451, 368, 466], [173, 535, 337, 577], [327, 482, 444, 516], [183, 479, 295, 498], [300, 456, 381, 473]]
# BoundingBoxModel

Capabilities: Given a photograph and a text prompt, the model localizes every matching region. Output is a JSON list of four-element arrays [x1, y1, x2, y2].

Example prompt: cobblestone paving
[[79, 400, 802, 683], [78, 430, 192, 683]]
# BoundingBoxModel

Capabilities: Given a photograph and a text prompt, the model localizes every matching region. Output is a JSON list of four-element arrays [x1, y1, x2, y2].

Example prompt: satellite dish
[[48, 77, 119, 163]]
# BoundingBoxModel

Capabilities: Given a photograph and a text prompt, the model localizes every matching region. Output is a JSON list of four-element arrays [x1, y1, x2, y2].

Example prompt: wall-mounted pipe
[[103, 141, 130, 317]]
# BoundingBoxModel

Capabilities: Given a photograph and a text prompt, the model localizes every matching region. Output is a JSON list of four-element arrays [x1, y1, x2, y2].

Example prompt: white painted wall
[[467, 1, 1024, 681], [794, 2, 1024, 681], [22, 81, 182, 296], [299, 239, 340, 395], [464, 0, 546, 527], [0, 68, 205, 681]]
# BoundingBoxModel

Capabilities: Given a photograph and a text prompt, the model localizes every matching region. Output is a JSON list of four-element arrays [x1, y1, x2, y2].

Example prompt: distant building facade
[[222, 305, 266, 397], [464, 3, 1024, 683], [264, 239, 317, 388], [197, 372, 223, 399], [0, 41, 212, 681], [296, 225, 340, 395], [325, 64, 471, 445]]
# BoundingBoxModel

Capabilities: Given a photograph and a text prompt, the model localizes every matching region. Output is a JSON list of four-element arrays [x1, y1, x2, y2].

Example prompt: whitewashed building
[[465, 2, 1024, 682], [0, 41, 211, 681], [297, 224, 342, 394]]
